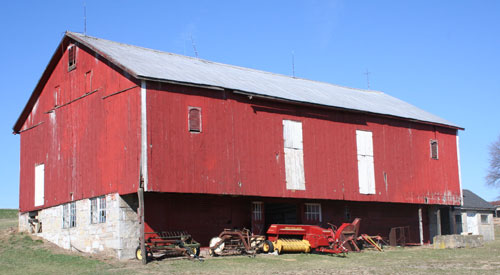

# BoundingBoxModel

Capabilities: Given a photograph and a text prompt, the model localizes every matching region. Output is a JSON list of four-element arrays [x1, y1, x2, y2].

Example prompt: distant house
[[453, 190, 495, 241], [489, 200, 500, 218]]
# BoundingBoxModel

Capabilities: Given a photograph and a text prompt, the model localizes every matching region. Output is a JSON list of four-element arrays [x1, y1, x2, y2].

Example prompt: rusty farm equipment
[[136, 231, 201, 261], [262, 222, 354, 255], [209, 228, 265, 256]]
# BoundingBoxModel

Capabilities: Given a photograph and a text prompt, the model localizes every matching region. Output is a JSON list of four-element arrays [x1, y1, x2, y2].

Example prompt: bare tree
[[486, 135, 500, 189]]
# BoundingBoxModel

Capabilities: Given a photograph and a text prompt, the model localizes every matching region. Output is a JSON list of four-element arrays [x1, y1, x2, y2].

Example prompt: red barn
[[14, 32, 463, 258]]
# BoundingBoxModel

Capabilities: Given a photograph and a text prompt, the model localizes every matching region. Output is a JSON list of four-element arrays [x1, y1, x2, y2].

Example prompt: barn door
[[356, 130, 375, 194], [466, 212, 478, 235], [251, 202, 265, 235]]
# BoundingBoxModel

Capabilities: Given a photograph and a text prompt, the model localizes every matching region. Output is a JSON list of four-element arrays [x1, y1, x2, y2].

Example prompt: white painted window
[[480, 214, 488, 224], [252, 202, 263, 221], [305, 203, 322, 222], [90, 196, 106, 224], [356, 130, 375, 194], [62, 202, 76, 229], [34, 164, 45, 207], [283, 120, 305, 190], [70, 202, 76, 227], [62, 204, 69, 228]]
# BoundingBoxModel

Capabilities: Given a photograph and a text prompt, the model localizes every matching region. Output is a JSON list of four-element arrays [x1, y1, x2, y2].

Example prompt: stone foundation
[[433, 234, 484, 249], [18, 193, 139, 259]]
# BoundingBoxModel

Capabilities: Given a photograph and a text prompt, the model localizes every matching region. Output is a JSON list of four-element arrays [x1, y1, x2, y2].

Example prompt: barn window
[[283, 120, 305, 190], [62, 204, 69, 228], [481, 214, 488, 224], [63, 202, 76, 228], [344, 206, 351, 221], [252, 202, 263, 221], [68, 45, 76, 71], [34, 164, 45, 207], [356, 130, 375, 194], [188, 107, 202, 133], [430, 140, 438, 159], [304, 203, 322, 222], [70, 202, 76, 228], [90, 196, 106, 224]]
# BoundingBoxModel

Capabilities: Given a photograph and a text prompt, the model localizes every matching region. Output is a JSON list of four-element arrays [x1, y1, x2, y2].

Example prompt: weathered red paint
[[17, 34, 461, 220], [146, 82, 461, 205], [18, 40, 140, 212]]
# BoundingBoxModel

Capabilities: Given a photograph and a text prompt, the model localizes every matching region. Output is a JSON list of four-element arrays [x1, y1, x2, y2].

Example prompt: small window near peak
[[430, 140, 438, 160], [68, 45, 76, 71], [188, 107, 201, 133]]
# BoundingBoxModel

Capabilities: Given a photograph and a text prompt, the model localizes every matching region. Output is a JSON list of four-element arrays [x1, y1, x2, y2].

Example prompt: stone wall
[[433, 234, 484, 249], [18, 193, 139, 259]]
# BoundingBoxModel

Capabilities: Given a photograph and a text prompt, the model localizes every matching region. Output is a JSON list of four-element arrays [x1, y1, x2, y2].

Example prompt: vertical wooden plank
[[138, 186, 146, 264]]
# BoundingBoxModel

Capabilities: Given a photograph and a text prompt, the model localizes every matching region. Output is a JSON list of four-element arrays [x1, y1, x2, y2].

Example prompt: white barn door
[[356, 130, 375, 194], [34, 164, 45, 206], [466, 212, 479, 235], [283, 120, 305, 190]]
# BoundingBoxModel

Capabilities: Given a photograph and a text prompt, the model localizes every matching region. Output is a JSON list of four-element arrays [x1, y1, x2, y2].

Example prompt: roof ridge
[[67, 32, 383, 95]]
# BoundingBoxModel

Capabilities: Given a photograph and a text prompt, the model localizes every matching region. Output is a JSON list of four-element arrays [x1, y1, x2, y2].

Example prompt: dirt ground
[[1, 210, 500, 275]]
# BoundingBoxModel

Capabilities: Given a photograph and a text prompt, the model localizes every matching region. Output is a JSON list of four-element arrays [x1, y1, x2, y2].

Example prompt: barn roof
[[13, 31, 462, 133], [460, 189, 496, 211]]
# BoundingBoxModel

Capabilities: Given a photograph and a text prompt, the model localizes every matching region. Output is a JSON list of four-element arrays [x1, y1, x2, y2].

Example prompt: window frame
[[90, 196, 106, 224], [252, 201, 263, 221], [188, 107, 202, 133], [68, 45, 77, 71], [430, 139, 439, 160], [304, 203, 322, 223], [480, 214, 488, 224]]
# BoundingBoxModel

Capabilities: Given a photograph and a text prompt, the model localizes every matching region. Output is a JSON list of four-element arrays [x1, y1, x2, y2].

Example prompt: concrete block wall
[[18, 193, 139, 259]]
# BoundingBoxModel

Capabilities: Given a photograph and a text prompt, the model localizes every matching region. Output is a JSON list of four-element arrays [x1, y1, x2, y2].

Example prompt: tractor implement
[[135, 231, 201, 262], [209, 228, 265, 256], [263, 223, 351, 255]]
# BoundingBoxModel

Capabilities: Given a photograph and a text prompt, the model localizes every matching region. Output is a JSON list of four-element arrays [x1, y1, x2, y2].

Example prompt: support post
[[138, 186, 146, 265], [418, 207, 423, 245], [436, 208, 441, 236]]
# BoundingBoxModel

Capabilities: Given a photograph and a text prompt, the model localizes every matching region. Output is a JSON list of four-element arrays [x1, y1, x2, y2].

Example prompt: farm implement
[[136, 231, 201, 261], [209, 228, 265, 256], [262, 221, 359, 255]]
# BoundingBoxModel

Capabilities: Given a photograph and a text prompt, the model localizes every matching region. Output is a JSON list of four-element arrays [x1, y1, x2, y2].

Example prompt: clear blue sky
[[1, 1, 499, 208]]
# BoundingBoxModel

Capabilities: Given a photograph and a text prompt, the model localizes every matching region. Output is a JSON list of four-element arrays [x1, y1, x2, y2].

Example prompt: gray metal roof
[[460, 189, 496, 210], [68, 32, 460, 128]]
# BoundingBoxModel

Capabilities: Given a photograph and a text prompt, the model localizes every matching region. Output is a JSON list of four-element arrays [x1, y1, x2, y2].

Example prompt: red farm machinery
[[261, 219, 361, 255]]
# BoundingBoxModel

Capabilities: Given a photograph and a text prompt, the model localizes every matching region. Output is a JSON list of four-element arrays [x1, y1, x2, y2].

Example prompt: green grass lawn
[[1, 209, 499, 275]]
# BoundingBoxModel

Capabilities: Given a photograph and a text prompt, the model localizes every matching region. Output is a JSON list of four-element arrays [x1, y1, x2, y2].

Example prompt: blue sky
[[1, 0, 499, 208]]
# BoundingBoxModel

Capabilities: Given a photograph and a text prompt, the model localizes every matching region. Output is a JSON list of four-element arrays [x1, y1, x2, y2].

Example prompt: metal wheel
[[262, 240, 274, 253], [135, 246, 151, 261]]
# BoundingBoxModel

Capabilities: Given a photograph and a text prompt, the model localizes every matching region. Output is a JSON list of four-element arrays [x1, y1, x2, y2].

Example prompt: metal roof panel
[[68, 32, 460, 128]]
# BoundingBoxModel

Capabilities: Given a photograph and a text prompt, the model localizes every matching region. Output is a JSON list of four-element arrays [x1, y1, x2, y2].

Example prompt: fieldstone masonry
[[18, 193, 139, 259]]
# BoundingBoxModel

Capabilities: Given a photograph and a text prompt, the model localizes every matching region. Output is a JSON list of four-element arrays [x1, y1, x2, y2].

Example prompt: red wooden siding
[[146, 82, 461, 205], [19, 43, 141, 212]]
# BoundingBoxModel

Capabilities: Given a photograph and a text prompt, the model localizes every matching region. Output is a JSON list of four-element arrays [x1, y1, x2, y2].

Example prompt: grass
[[0, 209, 18, 231], [0, 209, 499, 274]]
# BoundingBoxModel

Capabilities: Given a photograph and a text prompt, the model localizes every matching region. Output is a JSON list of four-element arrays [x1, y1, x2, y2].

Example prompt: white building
[[453, 189, 496, 241]]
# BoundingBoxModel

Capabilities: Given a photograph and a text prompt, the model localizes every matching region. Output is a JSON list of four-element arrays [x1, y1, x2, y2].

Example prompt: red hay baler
[[262, 223, 353, 255]]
